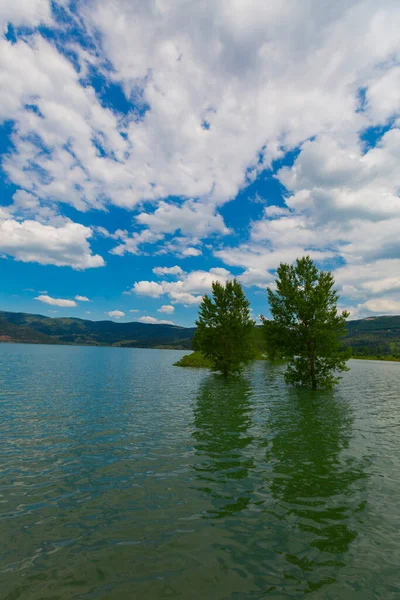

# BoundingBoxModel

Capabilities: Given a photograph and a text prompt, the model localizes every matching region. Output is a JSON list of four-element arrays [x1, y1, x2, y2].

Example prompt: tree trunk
[[310, 356, 317, 390], [308, 339, 317, 390]]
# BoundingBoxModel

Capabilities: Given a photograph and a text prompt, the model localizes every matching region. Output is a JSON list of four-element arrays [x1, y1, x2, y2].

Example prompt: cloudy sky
[[1, 0, 399, 326]]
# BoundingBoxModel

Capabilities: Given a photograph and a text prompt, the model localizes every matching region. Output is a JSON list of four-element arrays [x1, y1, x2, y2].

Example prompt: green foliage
[[263, 256, 349, 389], [174, 351, 213, 368], [193, 279, 256, 376]]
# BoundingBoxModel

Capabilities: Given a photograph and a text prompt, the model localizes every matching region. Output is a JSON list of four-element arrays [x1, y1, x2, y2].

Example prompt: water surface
[[1, 344, 400, 599]]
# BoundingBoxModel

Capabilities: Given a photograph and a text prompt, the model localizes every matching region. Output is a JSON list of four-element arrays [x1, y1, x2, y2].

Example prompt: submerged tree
[[193, 279, 256, 376], [262, 256, 349, 389]]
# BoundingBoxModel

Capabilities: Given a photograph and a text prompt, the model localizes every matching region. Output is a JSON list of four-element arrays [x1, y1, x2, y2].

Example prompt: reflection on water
[[1, 345, 400, 599], [193, 375, 254, 517], [192, 371, 370, 596], [264, 387, 369, 594]]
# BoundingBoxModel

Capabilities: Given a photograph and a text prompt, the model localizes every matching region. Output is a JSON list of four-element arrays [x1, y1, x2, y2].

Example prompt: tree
[[193, 279, 256, 376], [262, 256, 349, 389]]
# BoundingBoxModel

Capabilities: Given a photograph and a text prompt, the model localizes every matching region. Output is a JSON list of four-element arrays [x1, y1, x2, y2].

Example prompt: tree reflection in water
[[191, 366, 370, 596], [261, 376, 369, 594], [192, 374, 254, 518]]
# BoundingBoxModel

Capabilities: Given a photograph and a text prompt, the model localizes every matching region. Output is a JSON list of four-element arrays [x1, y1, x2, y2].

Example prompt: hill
[[0, 311, 195, 350], [342, 316, 400, 358], [0, 311, 399, 357]]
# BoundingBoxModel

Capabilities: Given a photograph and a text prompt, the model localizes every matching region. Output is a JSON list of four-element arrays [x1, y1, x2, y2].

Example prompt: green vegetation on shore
[[352, 355, 400, 362], [173, 352, 213, 368], [174, 350, 269, 368]]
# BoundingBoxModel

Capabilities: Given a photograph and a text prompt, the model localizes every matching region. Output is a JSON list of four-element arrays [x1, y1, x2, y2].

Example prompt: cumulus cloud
[[110, 230, 164, 256], [277, 131, 400, 223], [137, 200, 230, 237], [158, 305, 175, 314], [357, 298, 400, 315], [105, 310, 125, 319], [153, 266, 184, 276], [2, 1, 399, 248], [134, 281, 164, 298], [35, 294, 77, 307], [0, 0, 52, 32], [180, 247, 202, 257], [133, 267, 231, 305], [1, 1, 400, 311], [75, 295, 91, 302], [0, 218, 105, 269], [139, 316, 175, 325]]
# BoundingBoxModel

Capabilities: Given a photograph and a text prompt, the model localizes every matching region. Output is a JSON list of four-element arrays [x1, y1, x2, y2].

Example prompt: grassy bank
[[352, 355, 400, 362], [174, 351, 280, 368], [173, 351, 213, 368]]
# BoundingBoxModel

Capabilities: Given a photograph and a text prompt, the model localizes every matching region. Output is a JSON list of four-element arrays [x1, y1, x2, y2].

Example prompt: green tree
[[193, 279, 256, 376], [262, 256, 349, 389]]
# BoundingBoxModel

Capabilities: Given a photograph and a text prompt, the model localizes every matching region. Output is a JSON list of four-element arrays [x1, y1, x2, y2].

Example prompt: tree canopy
[[262, 256, 349, 389], [193, 279, 256, 376]]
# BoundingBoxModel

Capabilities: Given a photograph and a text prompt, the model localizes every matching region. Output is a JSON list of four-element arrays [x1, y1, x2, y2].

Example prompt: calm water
[[1, 345, 400, 599]]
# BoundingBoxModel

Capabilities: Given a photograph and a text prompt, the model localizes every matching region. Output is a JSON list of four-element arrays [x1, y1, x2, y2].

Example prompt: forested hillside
[[342, 316, 400, 358], [0, 311, 195, 349], [0, 311, 399, 357]]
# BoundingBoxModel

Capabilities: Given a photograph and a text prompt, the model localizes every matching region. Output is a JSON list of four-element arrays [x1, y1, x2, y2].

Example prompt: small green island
[[174, 351, 213, 368], [175, 257, 354, 389]]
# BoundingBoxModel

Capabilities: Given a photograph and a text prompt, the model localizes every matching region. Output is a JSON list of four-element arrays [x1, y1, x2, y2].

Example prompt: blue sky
[[1, 0, 400, 326]]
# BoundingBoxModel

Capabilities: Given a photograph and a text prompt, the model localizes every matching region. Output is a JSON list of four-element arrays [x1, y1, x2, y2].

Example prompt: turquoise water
[[1, 344, 400, 599]]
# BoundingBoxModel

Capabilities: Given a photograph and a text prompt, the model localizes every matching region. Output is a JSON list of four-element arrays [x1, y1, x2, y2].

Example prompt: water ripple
[[0, 346, 400, 599]]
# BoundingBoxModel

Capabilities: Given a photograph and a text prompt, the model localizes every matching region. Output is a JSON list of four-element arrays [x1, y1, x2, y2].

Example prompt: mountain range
[[0, 311, 195, 350], [1, 310, 400, 357]]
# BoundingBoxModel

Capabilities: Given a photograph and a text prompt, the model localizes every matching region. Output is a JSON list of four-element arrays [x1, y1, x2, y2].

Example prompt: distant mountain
[[1, 311, 399, 357], [0, 311, 196, 350], [0, 316, 56, 345], [342, 315, 400, 357]]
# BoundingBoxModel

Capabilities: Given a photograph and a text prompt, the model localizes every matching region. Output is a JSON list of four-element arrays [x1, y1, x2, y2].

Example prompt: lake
[[1, 344, 399, 599]]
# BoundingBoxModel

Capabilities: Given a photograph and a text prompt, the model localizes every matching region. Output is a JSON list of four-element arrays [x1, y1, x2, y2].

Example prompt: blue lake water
[[1, 343, 400, 599]]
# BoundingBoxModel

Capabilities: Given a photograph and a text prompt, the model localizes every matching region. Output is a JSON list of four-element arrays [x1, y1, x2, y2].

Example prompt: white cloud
[[153, 265, 184, 276], [158, 305, 175, 314], [134, 281, 164, 298], [2, 0, 399, 257], [110, 230, 164, 256], [35, 294, 77, 307], [168, 292, 203, 305], [0, 0, 52, 32], [180, 247, 202, 257], [1, 1, 400, 313], [238, 268, 275, 289], [358, 298, 400, 315], [133, 267, 231, 305], [0, 218, 105, 269], [106, 310, 125, 319], [136, 200, 230, 237], [277, 131, 400, 223], [75, 295, 91, 302], [82, 0, 400, 212], [129, 309, 140, 313], [139, 316, 175, 325]]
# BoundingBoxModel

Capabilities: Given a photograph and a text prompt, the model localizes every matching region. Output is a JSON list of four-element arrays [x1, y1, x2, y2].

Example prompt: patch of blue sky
[[220, 146, 300, 237], [360, 122, 395, 152], [0, 121, 19, 206]]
